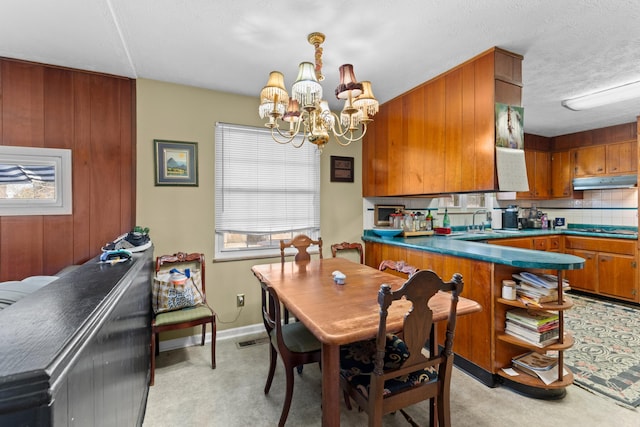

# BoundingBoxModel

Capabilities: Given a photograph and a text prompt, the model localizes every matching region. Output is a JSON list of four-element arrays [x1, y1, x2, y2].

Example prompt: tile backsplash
[[364, 188, 638, 230]]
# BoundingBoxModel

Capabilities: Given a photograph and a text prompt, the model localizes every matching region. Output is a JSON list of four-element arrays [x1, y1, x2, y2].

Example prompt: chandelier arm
[[270, 120, 304, 145]]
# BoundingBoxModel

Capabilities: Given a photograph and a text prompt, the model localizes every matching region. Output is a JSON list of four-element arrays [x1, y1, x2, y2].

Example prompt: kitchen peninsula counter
[[362, 229, 585, 395], [362, 230, 586, 270]]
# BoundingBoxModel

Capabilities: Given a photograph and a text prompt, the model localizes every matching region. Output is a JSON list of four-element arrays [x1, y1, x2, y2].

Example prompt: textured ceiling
[[2, 0, 640, 138]]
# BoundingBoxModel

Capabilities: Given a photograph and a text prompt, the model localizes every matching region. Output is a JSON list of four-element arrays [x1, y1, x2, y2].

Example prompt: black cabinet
[[0, 249, 153, 426]]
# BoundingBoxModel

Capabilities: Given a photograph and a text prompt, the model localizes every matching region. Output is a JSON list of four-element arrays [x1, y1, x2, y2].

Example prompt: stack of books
[[511, 351, 558, 378], [505, 308, 559, 347], [512, 272, 571, 305]]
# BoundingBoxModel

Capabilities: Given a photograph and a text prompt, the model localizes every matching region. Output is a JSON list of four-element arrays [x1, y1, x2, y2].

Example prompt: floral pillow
[[340, 334, 409, 380]]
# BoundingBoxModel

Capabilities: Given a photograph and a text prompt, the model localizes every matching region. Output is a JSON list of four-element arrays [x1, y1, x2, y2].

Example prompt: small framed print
[[330, 155, 354, 183], [154, 140, 198, 186]]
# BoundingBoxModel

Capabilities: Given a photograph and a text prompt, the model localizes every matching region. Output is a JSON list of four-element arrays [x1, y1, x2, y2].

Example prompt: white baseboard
[[158, 322, 265, 353]]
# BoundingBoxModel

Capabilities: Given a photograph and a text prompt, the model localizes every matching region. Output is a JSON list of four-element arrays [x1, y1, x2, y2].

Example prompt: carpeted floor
[[564, 293, 640, 408]]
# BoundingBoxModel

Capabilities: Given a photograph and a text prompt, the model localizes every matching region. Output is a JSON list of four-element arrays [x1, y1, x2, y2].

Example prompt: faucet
[[472, 209, 488, 231]]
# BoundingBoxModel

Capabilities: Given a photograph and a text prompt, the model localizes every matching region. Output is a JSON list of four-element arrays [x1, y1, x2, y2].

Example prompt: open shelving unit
[[494, 266, 575, 393]]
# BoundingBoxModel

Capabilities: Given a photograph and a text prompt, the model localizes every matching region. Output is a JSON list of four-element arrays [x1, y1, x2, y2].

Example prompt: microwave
[[374, 204, 404, 226]]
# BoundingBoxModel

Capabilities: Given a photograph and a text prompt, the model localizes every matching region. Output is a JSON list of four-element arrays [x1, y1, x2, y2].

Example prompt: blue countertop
[[362, 228, 599, 270]]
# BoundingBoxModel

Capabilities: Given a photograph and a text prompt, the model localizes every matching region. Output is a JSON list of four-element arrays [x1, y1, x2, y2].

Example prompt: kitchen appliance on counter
[[502, 205, 519, 230]]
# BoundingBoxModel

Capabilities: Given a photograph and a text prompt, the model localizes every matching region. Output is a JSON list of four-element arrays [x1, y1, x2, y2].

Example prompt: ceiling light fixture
[[561, 80, 640, 111], [258, 32, 378, 152]]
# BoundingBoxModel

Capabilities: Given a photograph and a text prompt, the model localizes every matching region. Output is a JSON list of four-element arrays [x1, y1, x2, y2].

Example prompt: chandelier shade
[[258, 32, 378, 152], [335, 64, 363, 100]]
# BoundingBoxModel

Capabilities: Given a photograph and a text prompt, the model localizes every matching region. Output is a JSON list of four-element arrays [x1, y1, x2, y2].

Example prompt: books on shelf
[[511, 351, 558, 378], [511, 272, 571, 305], [504, 308, 560, 347], [505, 320, 559, 347], [505, 308, 559, 327]]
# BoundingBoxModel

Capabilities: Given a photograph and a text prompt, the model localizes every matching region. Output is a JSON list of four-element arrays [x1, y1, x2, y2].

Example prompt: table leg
[[321, 343, 340, 427]]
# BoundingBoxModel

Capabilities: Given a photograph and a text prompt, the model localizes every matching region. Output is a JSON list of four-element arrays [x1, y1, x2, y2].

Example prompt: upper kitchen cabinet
[[550, 149, 582, 199], [574, 145, 606, 176], [553, 122, 638, 179], [516, 149, 550, 199], [363, 47, 522, 197], [606, 141, 637, 174], [573, 141, 637, 177]]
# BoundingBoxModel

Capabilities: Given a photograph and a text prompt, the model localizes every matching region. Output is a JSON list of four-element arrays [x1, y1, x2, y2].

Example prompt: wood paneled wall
[[0, 58, 136, 280]]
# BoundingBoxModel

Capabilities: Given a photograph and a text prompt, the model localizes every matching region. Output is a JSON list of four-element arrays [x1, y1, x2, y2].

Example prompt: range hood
[[572, 175, 637, 190]]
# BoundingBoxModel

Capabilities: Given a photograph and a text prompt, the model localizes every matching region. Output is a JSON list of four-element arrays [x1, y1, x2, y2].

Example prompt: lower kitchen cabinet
[[564, 236, 638, 302]]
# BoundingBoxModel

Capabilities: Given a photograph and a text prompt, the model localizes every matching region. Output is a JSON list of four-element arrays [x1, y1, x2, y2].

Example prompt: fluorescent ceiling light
[[561, 80, 640, 111]]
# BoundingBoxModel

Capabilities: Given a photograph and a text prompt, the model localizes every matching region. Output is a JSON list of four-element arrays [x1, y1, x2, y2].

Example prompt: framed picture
[[330, 155, 354, 183], [154, 140, 198, 186]]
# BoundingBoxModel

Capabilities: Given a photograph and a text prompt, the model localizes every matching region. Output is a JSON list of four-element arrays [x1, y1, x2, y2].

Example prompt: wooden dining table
[[251, 257, 482, 427]]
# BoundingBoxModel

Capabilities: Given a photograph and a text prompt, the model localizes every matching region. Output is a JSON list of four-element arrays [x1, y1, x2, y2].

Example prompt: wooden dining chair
[[151, 252, 216, 386], [279, 234, 323, 325], [331, 241, 364, 264], [339, 270, 464, 427], [280, 234, 323, 263], [261, 282, 322, 427], [378, 259, 419, 278]]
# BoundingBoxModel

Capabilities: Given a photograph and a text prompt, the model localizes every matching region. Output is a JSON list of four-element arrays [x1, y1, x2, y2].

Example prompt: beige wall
[[136, 79, 364, 337]]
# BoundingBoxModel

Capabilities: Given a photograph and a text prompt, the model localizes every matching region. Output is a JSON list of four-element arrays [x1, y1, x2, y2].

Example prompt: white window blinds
[[215, 122, 320, 236]]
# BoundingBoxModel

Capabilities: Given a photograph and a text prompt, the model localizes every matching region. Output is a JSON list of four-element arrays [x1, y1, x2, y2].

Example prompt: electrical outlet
[[236, 294, 245, 307]]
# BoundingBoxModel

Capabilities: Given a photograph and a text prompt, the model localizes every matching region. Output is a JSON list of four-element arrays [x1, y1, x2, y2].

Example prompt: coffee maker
[[502, 205, 519, 230]]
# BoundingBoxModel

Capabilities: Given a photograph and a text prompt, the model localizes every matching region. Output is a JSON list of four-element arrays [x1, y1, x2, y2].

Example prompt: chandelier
[[258, 32, 379, 152]]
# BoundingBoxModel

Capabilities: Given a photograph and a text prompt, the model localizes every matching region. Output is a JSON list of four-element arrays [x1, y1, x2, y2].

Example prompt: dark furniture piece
[[261, 283, 322, 427], [280, 234, 323, 263], [0, 249, 153, 426], [331, 241, 364, 264], [151, 252, 216, 386], [340, 270, 464, 427]]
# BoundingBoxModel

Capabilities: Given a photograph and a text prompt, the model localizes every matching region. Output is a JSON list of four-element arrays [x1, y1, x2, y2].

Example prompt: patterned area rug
[[564, 293, 640, 408]]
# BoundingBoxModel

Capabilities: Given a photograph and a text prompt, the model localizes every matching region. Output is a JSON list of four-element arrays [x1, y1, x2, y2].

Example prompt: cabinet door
[[606, 141, 637, 174], [386, 97, 404, 196], [598, 253, 637, 300], [532, 237, 548, 251], [550, 150, 573, 198], [533, 151, 550, 198], [516, 150, 536, 199], [403, 86, 425, 195], [490, 237, 532, 249], [373, 102, 390, 196], [574, 145, 606, 176], [564, 249, 598, 292], [423, 77, 446, 193]]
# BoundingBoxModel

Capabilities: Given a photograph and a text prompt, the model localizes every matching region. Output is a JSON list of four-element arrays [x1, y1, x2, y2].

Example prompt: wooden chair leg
[[264, 344, 278, 394], [150, 329, 156, 386], [200, 324, 206, 346], [279, 366, 295, 427], [211, 317, 216, 369]]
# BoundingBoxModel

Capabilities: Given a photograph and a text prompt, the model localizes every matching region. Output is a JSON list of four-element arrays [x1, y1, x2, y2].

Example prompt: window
[[0, 146, 72, 216], [214, 123, 320, 260]]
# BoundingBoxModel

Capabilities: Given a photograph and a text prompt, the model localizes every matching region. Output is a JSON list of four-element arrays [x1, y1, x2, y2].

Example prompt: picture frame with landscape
[[154, 140, 198, 186]]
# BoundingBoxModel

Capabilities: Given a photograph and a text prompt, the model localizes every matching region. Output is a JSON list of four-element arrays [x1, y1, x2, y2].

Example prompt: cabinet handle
[[632, 261, 637, 268]]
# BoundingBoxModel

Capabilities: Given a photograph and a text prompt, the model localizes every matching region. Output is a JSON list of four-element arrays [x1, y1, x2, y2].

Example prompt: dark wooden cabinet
[[0, 249, 153, 426]]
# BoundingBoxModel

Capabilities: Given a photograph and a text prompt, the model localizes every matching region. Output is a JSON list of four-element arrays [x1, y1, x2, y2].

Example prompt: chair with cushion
[[378, 259, 419, 278], [150, 252, 216, 386], [280, 234, 323, 263], [339, 269, 464, 427], [331, 241, 364, 264], [261, 282, 322, 427]]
